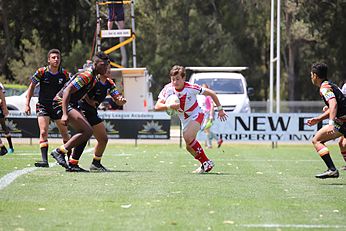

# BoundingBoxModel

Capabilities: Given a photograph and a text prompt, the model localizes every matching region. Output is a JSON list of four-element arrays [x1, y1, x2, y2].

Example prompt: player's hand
[[3, 107, 9, 117], [61, 114, 68, 126], [115, 96, 127, 106], [322, 106, 329, 112], [25, 105, 31, 115], [306, 118, 318, 126], [168, 103, 180, 110], [218, 110, 228, 122]]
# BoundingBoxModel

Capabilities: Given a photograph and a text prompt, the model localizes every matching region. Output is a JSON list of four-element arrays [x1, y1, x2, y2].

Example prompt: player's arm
[[61, 84, 77, 125], [109, 84, 127, 106], [306, 108, 330, 126], [25, 82, 37, 115], [0, 89, 8, 117], [154, 98, 170, 111], [327, 98, 338, 126], [202, 88, 227, 121]]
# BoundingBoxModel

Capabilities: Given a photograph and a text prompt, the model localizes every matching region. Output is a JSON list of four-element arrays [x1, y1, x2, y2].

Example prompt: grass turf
[[0, 143, 345, 230]]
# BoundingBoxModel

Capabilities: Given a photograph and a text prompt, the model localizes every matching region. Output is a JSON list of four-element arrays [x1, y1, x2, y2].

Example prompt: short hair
[[311, 63, 328, 79], [93, 51, 110, 64], [169, 65, 185, 78], [47, 49, 61, 59]]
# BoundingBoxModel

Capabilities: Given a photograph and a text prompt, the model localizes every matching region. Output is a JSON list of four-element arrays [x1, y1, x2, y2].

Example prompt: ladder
[[95, 0, 137, 68]]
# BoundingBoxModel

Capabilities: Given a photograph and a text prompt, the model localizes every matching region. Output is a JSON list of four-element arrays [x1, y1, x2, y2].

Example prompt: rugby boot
[[193, 160, 214, 174], [34, 161, 49, 168], [0, 146, 8, 156], [90, 162, 110, 172], [315, 169, 339, 179], [66, 164, 89, 172], [50, 149, 69, 169]]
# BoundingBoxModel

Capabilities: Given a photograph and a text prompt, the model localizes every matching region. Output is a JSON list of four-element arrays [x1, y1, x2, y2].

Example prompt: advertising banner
[[198, 113, 324, 142], [1, 111, 171, 139]]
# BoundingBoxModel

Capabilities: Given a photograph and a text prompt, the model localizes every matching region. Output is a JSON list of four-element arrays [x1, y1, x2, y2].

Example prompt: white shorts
[[180, 112, 204, 132]]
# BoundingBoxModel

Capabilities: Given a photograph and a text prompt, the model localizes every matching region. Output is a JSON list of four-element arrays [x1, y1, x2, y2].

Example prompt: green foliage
[[2, 0, 346, 100], [8, 30, 46, 85], [63, 40, 92, 73]]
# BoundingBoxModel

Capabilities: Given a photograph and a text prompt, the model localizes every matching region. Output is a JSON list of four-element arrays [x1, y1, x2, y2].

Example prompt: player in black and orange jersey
[[0, 83, 10, 156], [307, 63, 346, 179], [25, 49, 70, 168], [68, 65, 126, 172], [50, 52, 110, 171]]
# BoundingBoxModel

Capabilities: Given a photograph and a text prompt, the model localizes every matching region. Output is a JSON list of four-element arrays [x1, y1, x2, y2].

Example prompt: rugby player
[[155, 65, 227, 173], [68, 65, 126, 172], [0, 84, 10, 156], [307, 63, 346, 179], [50, 52, 110, 171], [26, 49, 70, 167]]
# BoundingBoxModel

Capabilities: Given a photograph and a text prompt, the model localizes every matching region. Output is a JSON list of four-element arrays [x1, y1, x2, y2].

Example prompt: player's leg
[[338, 136, 346, 170], [35, 116, 50, 167], [55, 119, 71, 159], [107, 4, 115, 30], [183, 116, 214, 173], [0, 138, 7, 156], [0, 118, 13, 152], [90, 122, 109, 171], [51, 109, 92, 169], [312, 125, 342, 178]]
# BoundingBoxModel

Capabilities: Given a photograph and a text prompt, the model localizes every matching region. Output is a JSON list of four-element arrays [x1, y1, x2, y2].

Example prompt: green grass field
[[0, 142, 346, 230]]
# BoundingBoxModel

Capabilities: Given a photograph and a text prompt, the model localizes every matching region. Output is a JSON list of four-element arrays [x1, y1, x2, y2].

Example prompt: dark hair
[[311, 63, 328, 79], [93, 51, 110, 63], [47, 49, 61, 59], [169, 65, 185, 78]]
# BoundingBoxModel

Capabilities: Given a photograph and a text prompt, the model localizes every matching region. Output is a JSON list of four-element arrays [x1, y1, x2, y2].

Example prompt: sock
[[317, 146, 336, 171], [5, 133, 13, 150], [63, 140, 71, 160], [92, 155, 102, 164], [40, 140, 48, 162], [57, 145, 68, 155], [189, 139, 209, 164], [69, 158, 79, 166], [341, 151, 346, 162], [72, 141, 88, 161]]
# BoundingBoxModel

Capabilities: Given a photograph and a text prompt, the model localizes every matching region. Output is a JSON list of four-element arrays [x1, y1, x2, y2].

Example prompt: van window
[[194, 78, 244, 94]]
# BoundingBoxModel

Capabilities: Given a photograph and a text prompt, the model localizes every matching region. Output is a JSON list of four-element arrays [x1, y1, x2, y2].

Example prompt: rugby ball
[[165, 94, 180, 116]]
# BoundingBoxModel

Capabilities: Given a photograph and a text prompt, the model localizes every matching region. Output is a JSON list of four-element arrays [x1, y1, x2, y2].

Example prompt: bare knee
[[40, 129, 48, 139]]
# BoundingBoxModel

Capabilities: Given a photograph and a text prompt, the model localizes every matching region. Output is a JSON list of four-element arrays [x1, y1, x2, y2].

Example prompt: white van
[[187, 67, 253, 113]]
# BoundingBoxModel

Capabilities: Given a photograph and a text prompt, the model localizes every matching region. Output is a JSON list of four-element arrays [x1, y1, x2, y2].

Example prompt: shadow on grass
[[89, 170, 154, 173], [320, 182, 346, 186]]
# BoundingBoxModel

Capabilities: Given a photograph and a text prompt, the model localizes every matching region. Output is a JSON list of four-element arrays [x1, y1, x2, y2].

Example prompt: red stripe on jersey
[[184, 82, 201, 91], [38, 67, 45, 78], [79, 72, 93, 82]]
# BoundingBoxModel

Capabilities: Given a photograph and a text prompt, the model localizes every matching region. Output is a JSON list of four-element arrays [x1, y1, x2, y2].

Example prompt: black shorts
[[36, 103, 61, 120], [108, 3, 125, 21], [79, 101, 102, 126], [335, 119, 346, 136], [0, 107, 4, 119], [51, 100, 79, 120]]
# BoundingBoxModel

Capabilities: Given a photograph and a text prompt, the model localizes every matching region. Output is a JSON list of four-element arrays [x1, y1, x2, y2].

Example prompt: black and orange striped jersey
[[320, 80, 346, 118], [55, 68, 97, 105], [31, 66, 70, 105], [86, 78, 120, 106]]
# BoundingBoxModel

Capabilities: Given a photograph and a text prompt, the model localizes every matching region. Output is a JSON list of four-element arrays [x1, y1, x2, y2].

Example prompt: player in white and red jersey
[[155, 65, 227, 173]]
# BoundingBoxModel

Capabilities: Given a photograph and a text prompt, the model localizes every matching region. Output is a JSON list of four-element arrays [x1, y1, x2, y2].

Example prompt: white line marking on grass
[[240, 224, 346, 229], [0, 167, 36, 190]]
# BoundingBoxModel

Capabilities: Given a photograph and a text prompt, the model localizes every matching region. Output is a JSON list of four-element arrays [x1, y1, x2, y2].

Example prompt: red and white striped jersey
[[158, 82, 206, 119]]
